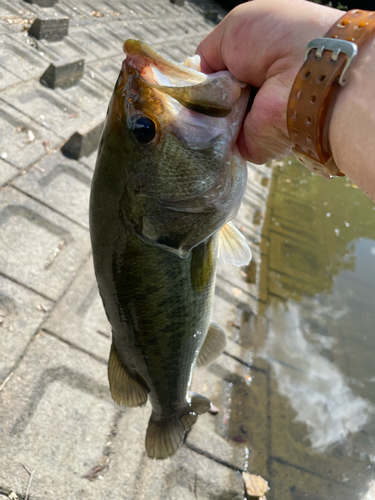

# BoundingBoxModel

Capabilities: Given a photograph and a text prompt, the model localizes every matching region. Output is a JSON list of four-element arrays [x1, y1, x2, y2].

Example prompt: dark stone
[[170, 0, 185, 6], [204, 11, 219, 23], [61, 116, 104, 159], [28, 16, 69, 42], [40, 59, 84, 89], [22, 0, 58, 6]]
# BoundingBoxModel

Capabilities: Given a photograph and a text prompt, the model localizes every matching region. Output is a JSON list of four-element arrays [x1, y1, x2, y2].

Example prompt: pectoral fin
[[196, 322, 227, 368], [108, 343, 148, 407], [218, 221, 252, 266]]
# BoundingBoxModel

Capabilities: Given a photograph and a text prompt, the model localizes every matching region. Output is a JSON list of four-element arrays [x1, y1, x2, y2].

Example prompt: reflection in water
[[235, 158, 375, 498], [363, 481, 375, 500], [262, 300, 374, 451]]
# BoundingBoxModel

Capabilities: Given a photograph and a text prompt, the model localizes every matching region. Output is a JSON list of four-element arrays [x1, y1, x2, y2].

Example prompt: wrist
[[329, 36, 375, 187]]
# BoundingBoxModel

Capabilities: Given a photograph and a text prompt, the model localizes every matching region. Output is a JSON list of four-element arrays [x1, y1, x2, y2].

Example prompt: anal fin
[[196, 322, 227, 368], [108, 343, 148, 407]]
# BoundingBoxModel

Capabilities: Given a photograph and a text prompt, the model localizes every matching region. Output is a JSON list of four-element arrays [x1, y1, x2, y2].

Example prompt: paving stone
[[61, 114, 104, 160], [40, 57, 85, 89], [78, 149, 97, 170], [1, 79, 93, 139], [187, 352, 249, 471], [28, 14, 69, 41], [54, 75, 110, 116], [0, 275, 53, 381], [23, 0, 58, 7], [68, 26, 119, 62], [0, 332, 116, 499], [12, 151, 92, 227], [44, 256, 111, 360], [25, 33, 88, 65], [86, 58, 121, 90], [0, 159, 18, 185], [0, 101, 62, 169], [134, 445, 245, 500], [83, 23, 126, 53], [0, 34, 48, 81], [0, 64, 22, 90], [0, 186, 90, 300]]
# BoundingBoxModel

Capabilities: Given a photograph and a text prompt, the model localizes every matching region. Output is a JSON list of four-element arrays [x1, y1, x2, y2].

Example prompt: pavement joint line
[[96, 329, 111, 339], [185, 442, 244, 473], [42, 327, 107, 365], [215, 274, 259, 302], [223, 351, 267, 375], [10, 184, 90, 232], [77, 157, 97, 172], [269, 456, 357, 489], [0, 249, 92, 385], [0, 96, 66, 143], [214, 285, 255, 313], [82, 409, 124, 481], [0, 271, 56, 303]]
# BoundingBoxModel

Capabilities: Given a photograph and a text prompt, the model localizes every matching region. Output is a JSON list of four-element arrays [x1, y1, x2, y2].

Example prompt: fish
[[89, 39, 251, 459]]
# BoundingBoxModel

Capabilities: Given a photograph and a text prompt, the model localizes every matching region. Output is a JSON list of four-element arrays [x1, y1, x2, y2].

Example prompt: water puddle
[[233, 158, 375, 499]]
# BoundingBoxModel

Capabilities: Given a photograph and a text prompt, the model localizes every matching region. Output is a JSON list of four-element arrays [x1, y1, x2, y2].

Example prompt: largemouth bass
[[90, 39, 251, 459]]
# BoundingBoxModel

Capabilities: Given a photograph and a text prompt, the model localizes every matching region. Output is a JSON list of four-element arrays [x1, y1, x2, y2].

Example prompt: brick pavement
[[0, 1, 272, 499]]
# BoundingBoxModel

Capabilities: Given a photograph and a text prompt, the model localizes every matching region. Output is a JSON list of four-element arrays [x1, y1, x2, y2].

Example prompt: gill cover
[[116, 40, 250, 257]]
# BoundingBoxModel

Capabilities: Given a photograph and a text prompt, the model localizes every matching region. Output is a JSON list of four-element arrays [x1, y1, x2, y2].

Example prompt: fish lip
[[122, 39, 207, 86]]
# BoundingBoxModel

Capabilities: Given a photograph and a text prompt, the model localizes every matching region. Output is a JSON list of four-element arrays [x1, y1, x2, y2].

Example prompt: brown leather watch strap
[[287, 9, 375, 178]]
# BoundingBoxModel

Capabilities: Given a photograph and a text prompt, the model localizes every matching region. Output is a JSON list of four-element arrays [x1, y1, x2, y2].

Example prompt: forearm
[[330, 37, 375, 200]]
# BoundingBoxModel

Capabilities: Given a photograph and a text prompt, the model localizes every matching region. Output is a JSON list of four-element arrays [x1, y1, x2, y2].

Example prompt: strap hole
[[306, 134, 312, 144], [307, 149, 316, 158], [293, 143, 302, 151], [292, 128, 298, 138], [317, 73, 326, 84], [295, 89, 302, 99], [354, 21, 368, 29], [290, 109, 297, 121], [338, 20, 350, 27], [305, 115, 312, 126], [309, 93, 317, 104], [302, 69, 312, 79]]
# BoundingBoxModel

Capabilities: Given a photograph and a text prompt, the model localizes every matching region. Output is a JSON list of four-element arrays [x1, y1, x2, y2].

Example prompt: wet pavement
[[1, 1, 375, 499]]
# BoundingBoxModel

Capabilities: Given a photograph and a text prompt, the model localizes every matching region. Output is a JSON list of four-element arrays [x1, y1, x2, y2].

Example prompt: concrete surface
[[0, 1, 272, 499]]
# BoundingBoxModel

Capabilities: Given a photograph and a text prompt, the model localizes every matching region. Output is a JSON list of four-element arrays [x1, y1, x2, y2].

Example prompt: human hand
[[196, 0, 342, 164]]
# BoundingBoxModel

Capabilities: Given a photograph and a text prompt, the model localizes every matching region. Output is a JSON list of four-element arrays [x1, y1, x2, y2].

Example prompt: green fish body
[[90, 40, 250, 459]]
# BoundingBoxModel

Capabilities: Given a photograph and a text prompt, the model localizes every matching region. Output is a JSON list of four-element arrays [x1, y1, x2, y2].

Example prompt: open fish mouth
[[122, 39, 245, 118]]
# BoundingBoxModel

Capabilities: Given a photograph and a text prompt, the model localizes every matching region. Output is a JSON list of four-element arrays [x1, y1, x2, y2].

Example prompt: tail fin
[[145, 394, 211, 459]]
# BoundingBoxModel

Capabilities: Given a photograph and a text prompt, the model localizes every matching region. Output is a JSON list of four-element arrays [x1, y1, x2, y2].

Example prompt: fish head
[[96, 39, 250, 256]]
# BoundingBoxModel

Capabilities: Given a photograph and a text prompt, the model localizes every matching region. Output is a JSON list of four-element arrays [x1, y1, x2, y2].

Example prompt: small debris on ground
[[83, 463, 108, 481], [0, 372, 14, 392], [8, 492, 19, 500], [242, 472, 269, 499], [208, 404, 220, 415], [90, 11, 104, 17]]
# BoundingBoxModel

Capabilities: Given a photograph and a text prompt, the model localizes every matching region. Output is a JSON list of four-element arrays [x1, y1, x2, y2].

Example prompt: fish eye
[[132, 116, 156, 144]]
